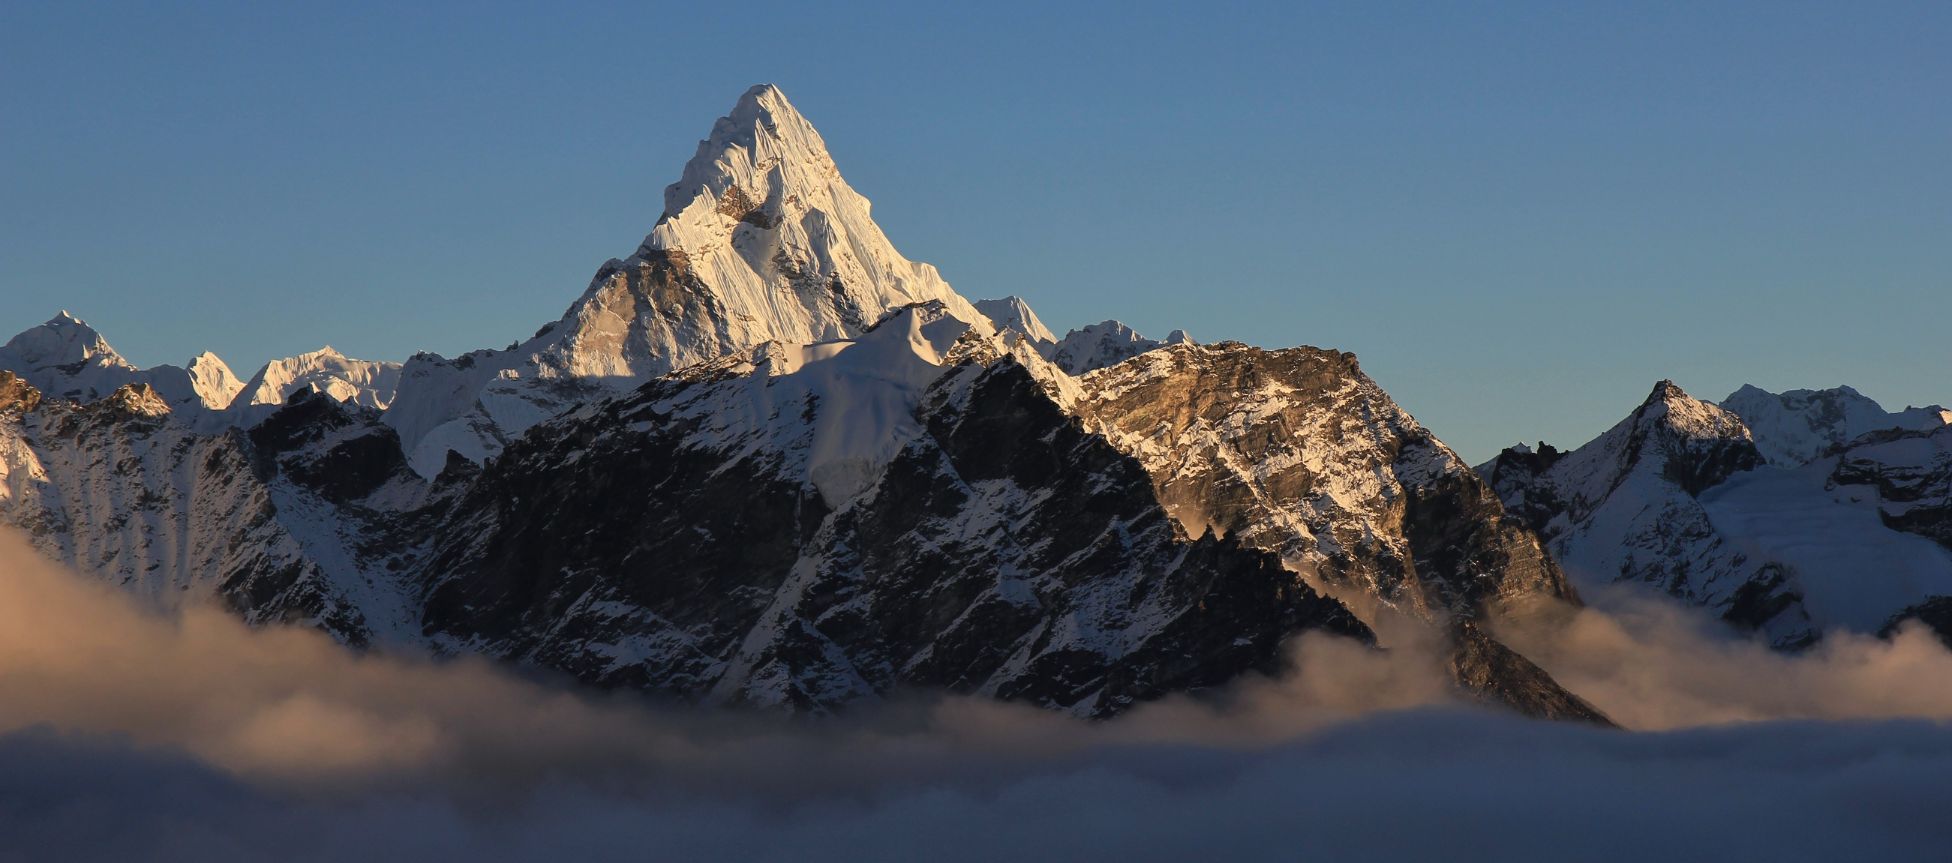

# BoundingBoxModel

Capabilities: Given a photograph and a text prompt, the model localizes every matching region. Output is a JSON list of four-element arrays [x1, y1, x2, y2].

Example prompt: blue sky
[[3, 1, 1947, 461]]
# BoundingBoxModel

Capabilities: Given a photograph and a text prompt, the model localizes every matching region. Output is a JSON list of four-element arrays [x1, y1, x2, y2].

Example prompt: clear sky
[[3, 1, 1947, 462]]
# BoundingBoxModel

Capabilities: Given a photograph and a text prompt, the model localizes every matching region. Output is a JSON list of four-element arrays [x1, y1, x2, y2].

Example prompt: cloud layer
[[4, 529, 1952, 860]]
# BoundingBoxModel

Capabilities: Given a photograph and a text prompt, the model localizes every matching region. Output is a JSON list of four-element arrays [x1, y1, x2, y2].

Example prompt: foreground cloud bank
[[3, 529, 1952, 860]]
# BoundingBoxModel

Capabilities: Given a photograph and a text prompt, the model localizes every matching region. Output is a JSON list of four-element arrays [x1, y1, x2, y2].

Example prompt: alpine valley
[[6, 85, 1948, 723]]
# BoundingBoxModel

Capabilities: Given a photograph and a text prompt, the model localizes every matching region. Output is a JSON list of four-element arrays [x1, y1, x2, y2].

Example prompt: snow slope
[[1701, 461, 1952, 632]]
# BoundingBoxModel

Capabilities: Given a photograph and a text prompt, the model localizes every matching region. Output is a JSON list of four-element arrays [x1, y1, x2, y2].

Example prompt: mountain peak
[[654, 83, 833, 230], [386, 84, 979, 477], [10, 311, 117, 361], [1634, 379, 1752, 443], [729, 83, 795, 123], [974, 297, 1057, 345], [1644, 379, 1689, 404]]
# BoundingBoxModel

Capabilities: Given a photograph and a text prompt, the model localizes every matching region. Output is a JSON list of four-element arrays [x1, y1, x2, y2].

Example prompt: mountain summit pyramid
[[385, 84, 981, 476]]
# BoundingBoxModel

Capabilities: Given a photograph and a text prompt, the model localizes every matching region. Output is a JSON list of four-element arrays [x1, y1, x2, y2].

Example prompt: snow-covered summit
[[974, 296, 1057, 345], [1544, 380, 1760, 509], [0, 312, 144, 402], [1722, 383, 1952, 467], [385, 83, 987, 476], [536, 82, 980, 384], [146, 352, 244, 412]]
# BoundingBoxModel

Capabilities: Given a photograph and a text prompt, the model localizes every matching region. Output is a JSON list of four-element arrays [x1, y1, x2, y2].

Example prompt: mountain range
[[4, 85, 1947, 721]]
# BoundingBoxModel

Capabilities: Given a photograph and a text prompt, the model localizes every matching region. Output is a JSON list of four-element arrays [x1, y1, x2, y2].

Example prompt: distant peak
[[1645, 379, 1690, 404], [733, 83, 793, 115], [40, 310, 98, 334], [5, 310, 124, 369], [973, 296, 1057, 345]]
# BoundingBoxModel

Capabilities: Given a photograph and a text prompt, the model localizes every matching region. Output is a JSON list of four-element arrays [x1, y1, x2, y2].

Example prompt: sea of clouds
[[3, 528, 1951, 861]]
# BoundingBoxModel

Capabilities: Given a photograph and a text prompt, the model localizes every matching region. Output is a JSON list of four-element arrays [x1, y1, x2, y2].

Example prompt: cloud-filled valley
[[5, 529, 1952, 860]]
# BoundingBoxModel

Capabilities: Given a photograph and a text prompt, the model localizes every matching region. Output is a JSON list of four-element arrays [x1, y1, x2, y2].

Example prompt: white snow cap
[[3, 311, 126, 369], [0, 312, 144, 403], [386, 83, 988, 476]]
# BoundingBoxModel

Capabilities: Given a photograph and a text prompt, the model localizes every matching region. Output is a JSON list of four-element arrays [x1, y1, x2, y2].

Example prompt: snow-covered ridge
[[0, 312, 317, 416], [231, 346, 401, 418], [1047, 320, 1194, 376], [146, 352, 245, 411], [1722, 383, 1951, 467]]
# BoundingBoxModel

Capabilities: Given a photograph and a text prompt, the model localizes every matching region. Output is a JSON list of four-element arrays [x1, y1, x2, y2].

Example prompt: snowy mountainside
[[0, 371, 438, 645], [1480, 381, 1815, 647], [412, 311, 1597, 720], [1722, 383, 1950, 467], [0, 312, 146, 403], [0, 311, 400, 426], [1485, 382, 1952, 648], [1830, 423, 1952, 552]]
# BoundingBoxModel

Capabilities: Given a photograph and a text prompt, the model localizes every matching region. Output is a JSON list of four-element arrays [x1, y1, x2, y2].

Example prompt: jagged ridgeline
[[1, 85, 1613, 721]]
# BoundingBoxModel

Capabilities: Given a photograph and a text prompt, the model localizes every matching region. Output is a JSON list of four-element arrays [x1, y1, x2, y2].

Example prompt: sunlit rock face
[[1077, 342, 1575, 621]]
